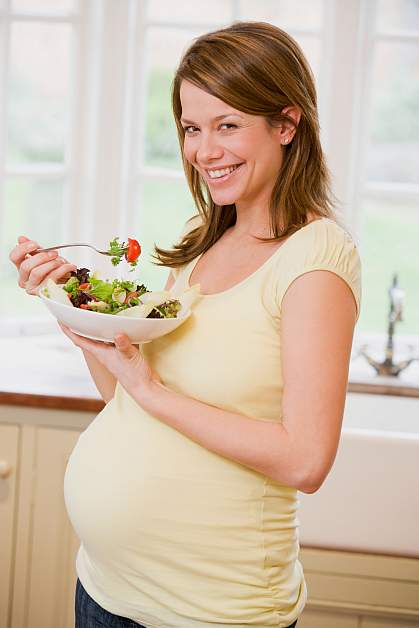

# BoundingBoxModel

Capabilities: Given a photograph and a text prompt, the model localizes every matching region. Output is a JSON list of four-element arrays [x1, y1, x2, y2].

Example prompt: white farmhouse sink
[[298, 393, 419, 557]]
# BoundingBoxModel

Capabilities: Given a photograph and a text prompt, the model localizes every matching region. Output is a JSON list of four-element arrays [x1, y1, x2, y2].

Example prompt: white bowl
[[38, 289, 191, 344]]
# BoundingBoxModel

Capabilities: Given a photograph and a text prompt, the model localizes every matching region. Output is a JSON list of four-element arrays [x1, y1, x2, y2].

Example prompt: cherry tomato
[[79, 283, 90, 290], [125, 238, 141, 263]]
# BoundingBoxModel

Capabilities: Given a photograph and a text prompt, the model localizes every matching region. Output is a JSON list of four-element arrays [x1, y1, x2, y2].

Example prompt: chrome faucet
[[360, 274, 417, 377]]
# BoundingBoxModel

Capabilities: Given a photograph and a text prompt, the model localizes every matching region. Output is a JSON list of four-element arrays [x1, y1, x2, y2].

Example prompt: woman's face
[[180, 79, 290, 211]]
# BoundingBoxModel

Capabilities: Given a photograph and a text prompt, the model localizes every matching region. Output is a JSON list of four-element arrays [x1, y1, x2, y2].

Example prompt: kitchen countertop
[[0, 332, 418, 411], [0, 333, 103, 411]]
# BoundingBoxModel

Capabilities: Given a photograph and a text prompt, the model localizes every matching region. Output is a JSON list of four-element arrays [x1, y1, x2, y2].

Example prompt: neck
[[229, 204, 318, 240], [230, 203, 274, 240]]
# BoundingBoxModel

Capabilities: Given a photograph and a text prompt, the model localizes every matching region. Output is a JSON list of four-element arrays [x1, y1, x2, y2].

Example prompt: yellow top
[[64, 217, 362, 628]]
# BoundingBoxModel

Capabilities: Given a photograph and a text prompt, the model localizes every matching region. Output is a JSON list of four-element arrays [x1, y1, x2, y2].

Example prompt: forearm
[[82, 349, 117, 403], [134, 382, 311, 492]]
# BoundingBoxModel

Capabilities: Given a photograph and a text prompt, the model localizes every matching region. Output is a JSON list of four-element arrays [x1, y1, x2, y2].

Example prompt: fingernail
[[48, 251, 58, 258]]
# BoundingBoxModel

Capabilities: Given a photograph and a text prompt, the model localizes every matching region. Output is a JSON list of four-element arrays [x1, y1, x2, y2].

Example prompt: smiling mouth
[[204, 163, 244, 183]]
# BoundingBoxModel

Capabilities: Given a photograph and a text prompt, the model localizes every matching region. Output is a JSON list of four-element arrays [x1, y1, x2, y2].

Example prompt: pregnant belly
[[64, 401, 270, 584]]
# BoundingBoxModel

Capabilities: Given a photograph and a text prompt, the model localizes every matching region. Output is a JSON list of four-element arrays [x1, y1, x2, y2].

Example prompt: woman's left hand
[[58, 323, 162, 401]]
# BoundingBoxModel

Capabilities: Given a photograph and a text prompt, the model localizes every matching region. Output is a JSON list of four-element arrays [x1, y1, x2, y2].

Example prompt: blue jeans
[[75, 578, 298, 627], [75, 579, 146, 628]]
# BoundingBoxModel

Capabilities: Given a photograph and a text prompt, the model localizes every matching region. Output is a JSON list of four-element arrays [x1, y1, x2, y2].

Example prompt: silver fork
[[31, 243, 127, 256]]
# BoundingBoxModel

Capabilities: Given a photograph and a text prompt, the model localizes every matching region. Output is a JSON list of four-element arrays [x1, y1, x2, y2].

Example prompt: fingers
[[58, 323, 83, 344], [46, 262, 78, 285], [9, 238, 40, 268], [114, 333, 130, 347], [22, 258, 76, 295], [58, 323, 109, 354], [114, 334, 139, 362], [10, 235, 77, 298], [19, 250, 59, 283]]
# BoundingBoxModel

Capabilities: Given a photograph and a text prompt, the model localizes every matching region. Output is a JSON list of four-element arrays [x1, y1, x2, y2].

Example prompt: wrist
[[133, 378, 166, 412]]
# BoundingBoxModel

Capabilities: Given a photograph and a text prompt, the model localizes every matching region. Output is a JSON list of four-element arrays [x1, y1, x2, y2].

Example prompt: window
[[0, 0, 418, 344], [358, 0, 419, 337], [1, 0, 78, 319]]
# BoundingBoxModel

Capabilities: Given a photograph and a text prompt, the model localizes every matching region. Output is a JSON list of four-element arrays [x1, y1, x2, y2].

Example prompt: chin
[[207, 188, 243, 207], [210, 195, 238, 206]]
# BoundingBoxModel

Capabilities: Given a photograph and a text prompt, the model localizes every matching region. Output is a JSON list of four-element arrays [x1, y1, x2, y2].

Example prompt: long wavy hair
[[153, 21, 338, 270]]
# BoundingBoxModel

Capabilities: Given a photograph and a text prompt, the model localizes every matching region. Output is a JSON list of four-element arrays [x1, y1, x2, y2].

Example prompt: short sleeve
[[273, 219, 362, 322], [170, 214, 202, 281]]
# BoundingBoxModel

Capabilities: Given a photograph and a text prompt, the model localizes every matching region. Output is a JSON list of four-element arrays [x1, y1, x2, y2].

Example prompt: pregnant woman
[[10, 21, 361, 628]]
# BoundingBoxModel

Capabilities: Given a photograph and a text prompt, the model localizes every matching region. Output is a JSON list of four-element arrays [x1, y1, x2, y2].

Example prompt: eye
[[183, 125, 198, 134], [220, 123, 237, 130]]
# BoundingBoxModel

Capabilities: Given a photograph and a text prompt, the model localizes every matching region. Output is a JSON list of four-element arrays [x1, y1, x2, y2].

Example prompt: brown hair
[[152, 21, 338, 270]]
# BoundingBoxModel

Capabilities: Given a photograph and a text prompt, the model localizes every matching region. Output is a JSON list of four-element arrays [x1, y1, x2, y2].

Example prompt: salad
[[42, 268, 178, 318], [41, 268, 199, 319], [39, 234, 200, 319], [108, 237, 141, 270]]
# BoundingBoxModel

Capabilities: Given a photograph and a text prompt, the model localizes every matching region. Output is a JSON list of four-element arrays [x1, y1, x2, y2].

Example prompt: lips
[[203, 163, 245, 184]]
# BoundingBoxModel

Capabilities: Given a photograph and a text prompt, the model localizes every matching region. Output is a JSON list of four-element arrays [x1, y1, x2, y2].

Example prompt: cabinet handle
[[0, 460, 12, 479]]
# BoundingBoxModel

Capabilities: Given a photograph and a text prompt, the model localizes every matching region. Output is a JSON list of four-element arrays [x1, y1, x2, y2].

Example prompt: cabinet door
[[361, 618, 419, 627], [298, 609, 358, 627], [0, 424, 19, 628], [299, 610, 419, 627], [11, 426, 81, 628]]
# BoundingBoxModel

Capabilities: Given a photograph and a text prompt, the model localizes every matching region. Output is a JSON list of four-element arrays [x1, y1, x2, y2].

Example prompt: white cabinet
[[0, 405, 94, 628], [0, 424, 20, 628], [299, 546, 419, 627], [298, 611, 358, 627], [11, 427, 81, 628]]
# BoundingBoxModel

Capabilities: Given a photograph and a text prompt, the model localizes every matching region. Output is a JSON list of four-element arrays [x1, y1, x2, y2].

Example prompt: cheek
[[183, 139, 196, 164], [251, 136, 281, 170], [228, 129, 267, 161]]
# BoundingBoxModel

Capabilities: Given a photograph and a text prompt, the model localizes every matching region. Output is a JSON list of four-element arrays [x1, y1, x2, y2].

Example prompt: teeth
[[208, 164, 240, 179]]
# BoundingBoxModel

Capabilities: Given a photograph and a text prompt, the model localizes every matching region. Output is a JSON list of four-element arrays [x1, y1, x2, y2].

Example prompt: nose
[[196, 131, 223, 164]]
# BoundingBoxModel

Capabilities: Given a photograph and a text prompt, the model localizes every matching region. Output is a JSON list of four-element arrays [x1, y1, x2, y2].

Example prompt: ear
[[278, 105, 301, 146]]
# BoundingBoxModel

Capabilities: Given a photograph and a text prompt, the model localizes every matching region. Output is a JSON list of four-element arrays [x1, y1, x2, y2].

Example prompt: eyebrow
[[180, 113, 244, 124]]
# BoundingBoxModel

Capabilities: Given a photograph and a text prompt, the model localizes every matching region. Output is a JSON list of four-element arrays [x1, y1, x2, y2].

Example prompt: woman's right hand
[[9, 235, 78, 296]]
